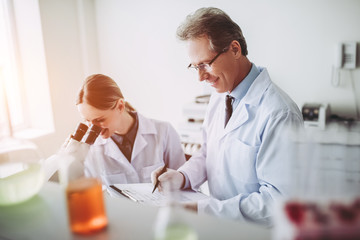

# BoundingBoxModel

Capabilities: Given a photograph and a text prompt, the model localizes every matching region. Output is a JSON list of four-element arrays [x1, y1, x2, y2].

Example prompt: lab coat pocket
[[225, 139, 258, 183], [140, 162, 163, 182]]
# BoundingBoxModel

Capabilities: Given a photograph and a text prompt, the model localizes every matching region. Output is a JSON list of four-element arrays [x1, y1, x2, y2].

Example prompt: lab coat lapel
[[131, 114, 157, 160], [132, 134, 147, 161], [99, 136, 139, 182], [223, 102, 249, 137], [222, 67, 271, 137], [101, 137, 126, 161]]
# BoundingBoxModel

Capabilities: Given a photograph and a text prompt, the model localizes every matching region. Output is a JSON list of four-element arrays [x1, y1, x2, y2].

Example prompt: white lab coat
[[84, 113, 186, 185], [178, 67, 303, 226]]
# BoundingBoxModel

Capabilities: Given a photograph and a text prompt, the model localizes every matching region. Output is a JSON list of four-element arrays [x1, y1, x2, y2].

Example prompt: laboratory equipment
[[59, 123, 108, 234], [0, 138, 44, 205], [58, 122, 89, 185], [153, 184, 198, 240], [274, 121, 360, 240], [302, 103, 330, 130], [178, 95, 209, 158], [178, 95, 210, 195], [153, 206, 198, 240], [66, 177, 106, 234]]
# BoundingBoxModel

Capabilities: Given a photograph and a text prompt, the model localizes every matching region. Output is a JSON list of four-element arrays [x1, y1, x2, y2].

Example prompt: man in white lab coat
[[152, 7, 303, 226]]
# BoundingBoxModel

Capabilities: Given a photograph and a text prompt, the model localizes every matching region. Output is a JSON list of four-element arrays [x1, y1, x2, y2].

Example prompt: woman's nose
[[85, 120, 92, 127]]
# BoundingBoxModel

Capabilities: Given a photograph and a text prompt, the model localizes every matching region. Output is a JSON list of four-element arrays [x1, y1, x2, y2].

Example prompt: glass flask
[[0, 137, 44, 205], [153, 183, 198, 240]]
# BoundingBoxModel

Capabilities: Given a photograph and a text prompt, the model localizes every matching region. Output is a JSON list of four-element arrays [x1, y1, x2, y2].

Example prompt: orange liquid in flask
[[66, 177, 108, 234]]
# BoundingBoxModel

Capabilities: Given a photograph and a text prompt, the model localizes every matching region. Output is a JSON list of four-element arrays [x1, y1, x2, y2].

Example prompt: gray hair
[[176, 7, 248, 56]]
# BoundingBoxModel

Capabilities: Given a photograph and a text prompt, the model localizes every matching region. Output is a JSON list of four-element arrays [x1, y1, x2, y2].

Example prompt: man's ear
[[230, 40, 241, 58]]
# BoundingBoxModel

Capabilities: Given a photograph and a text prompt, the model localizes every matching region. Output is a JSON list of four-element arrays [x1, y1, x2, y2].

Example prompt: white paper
[[109, 183, 209, 207]]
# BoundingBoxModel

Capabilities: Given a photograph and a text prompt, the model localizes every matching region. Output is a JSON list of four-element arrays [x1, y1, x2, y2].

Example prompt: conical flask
[[153, 183, 198, 240]]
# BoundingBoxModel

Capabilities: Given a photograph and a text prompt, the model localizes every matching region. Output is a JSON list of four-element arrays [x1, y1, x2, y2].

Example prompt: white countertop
[[0, 182, 271, 240]]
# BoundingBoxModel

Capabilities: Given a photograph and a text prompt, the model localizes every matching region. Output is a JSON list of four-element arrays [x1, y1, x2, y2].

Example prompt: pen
[[152, 164, 168, 193], [109, 185, 138, 202]]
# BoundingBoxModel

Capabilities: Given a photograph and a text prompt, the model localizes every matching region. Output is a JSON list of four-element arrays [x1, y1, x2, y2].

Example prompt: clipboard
[[109, 183, 208, 207]]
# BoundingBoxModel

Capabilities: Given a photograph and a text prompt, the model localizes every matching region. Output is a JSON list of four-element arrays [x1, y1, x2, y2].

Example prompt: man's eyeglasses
[[187, 48, 228, 72]]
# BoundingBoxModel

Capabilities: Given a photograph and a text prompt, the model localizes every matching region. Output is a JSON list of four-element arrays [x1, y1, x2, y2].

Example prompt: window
[[0, 0, 54, 139], [0, 0, 25, 137]]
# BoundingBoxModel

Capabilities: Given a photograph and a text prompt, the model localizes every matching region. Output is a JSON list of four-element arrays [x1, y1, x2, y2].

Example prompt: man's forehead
[[187, 37, 214, 64]]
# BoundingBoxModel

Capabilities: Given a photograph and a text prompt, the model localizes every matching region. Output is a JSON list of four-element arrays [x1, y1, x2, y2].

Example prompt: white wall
[[32, 0, 360, 157], [95, 0, 360, 129], [34, 0, 96, 157]]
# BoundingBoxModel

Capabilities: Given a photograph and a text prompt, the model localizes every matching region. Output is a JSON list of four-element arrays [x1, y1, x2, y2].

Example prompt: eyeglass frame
[[187, 47, 229, 72]]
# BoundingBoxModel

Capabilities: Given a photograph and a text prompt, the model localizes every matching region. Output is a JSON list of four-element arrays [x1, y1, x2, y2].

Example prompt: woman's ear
[[117, 99, 125, 112]]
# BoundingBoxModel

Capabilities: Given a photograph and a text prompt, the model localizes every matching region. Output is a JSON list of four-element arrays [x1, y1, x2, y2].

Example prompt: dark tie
[[121, 136, 132, 162], [224, 95, 234, 128], [111, 134, 133, 162]]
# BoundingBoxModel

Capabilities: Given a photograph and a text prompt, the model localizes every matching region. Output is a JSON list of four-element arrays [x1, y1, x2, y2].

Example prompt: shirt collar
[[113, 111, 139, 145], [229, 63, 260, 101], [124, 111, 138, 144]]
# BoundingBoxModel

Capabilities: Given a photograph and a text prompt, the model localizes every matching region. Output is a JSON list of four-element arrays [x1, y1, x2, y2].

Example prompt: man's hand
[[151, 167, 185, 192]]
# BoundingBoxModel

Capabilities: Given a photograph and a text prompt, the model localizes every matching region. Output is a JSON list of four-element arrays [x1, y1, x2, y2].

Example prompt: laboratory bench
[[0, 182, 271, 240]]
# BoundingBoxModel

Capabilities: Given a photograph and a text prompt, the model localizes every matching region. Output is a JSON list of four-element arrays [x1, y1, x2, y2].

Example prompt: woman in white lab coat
[[76, 74, 186, 185]]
